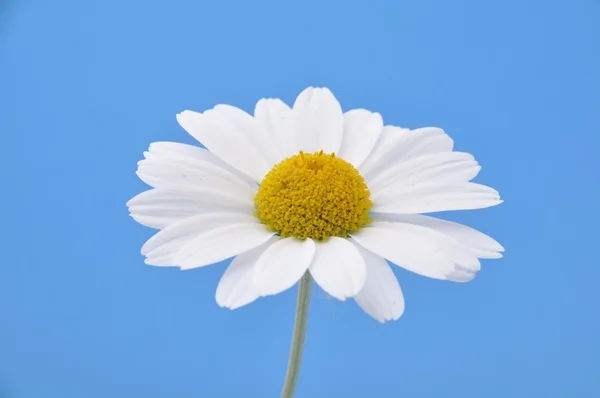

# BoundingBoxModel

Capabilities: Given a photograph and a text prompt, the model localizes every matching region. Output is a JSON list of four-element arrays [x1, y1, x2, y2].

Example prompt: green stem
[[280, 272, 312, 398]]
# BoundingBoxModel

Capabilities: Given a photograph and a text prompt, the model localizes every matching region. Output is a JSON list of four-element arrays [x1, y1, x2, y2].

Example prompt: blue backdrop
[[1, 0, 598, 397]]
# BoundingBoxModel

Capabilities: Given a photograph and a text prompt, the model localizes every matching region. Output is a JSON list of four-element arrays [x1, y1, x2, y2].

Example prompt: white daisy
[[127, 87, 503, 323]]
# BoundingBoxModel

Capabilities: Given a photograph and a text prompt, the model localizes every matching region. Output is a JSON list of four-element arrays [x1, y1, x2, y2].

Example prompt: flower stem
[[280, 272, 312, 398]]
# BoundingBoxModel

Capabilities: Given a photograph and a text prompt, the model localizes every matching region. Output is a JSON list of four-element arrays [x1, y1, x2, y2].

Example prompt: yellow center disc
[[254, 151, 373, 241]]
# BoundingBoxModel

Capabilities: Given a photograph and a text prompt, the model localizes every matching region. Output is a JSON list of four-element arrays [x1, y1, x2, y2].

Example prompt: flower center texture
[[254, 151, 373, 241]]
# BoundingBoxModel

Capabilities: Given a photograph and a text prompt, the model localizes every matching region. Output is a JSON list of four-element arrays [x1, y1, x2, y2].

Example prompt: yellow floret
[[254, 151, 372, 241]]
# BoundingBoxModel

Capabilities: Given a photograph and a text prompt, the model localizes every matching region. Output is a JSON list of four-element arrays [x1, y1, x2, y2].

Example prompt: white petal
[[137, 153, 256, 197], [360, 127, 453, 181], [174, 223, 276, 270], [352, 243, 405, 323], [287, 87, 343, 155], [363, 126, 410, 166], [401, 127, 454, 158], [308, 237, 366, 301], [127, 188, 253, 229], [373, 213, 504, 259], [446, 267, 477, 283], [253, 237, 316, 296], [176, 108, 270, 181], [146, 141, 210, 159], [368, 152, 479, 192], [144, 141, 256, 186], [142, 251, 178, 267], [372, 182, 502, 214], [254, 98, 291, 164], [351, 224, 457, 280], [374, 221, 480, 273], [337, 109, 383, 168], [215, 237, 278, 309], [212, 104, 282, 173], [141, 212, 259, 266]]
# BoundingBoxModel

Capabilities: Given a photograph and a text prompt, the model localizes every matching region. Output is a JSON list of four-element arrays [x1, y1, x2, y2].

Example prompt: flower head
[[127, 87, 503, 322], [254, 150, 372, 240]]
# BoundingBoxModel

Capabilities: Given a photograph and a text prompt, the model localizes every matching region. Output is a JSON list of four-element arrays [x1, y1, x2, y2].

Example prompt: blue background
[[1, 0, 599, 397]]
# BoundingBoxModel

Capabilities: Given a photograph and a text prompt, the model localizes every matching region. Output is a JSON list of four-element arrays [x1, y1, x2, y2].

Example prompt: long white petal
[[176, 108, 270, 181], [141, 212, 259, 265], [253, 238, 316, 296], [368, 151, 479, 191], [174, 223, 276, 270], [446, 267, 477, 283], [254, 98, 291, 165], [361, 127, 453, 180], [337, 109, 383, 169], [212, 104, 282, 174], [308, 237, 366, 301], [144, 141, 256, 186], [352, 243, 405, 323], [137, 155, 256, 197], [360, 126, 409, 169], [400, 127, 454, 159], [127, 188, 253, 229], [372, 182, 502, 214], [287, 87, 343, 155], [373, 213, 504, 259], [351, 224, 457, 280], [374, 221, 480, 273], [215, 237, 279, 309]]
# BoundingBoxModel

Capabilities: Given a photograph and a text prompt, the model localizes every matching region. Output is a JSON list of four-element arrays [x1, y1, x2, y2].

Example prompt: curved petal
[[137, 154, 256, 197], [146, 141, 212, 159], [446, 267, 477, 283], [141, 212, 259, 265], [213, 104, 281, 173], [360, 127, 453, 181], [352, 243, 405, 323], [216, 237, 279, 309], [372, 182, 502, 214], [361, 126, 409, 168], [254, 98, 291, 164], [144, 141, 256, 186], [173, 223, 276, 270], [253, 237, 316, 296], [287, 87, 343, 155], [372, 213, 504, 259], [351, 224, 458, 280], [337, 109, 383, 169], [368, 152, 479, 192], [401, 127, 454, 158], [127, 188, 253, 229], [176, 108, 270, 181], [308, 237, 366, 301], [374, 221, 480, 273]]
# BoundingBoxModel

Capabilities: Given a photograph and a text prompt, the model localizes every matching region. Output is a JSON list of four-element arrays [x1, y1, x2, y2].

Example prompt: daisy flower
[[127, 87, 503, 323]]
